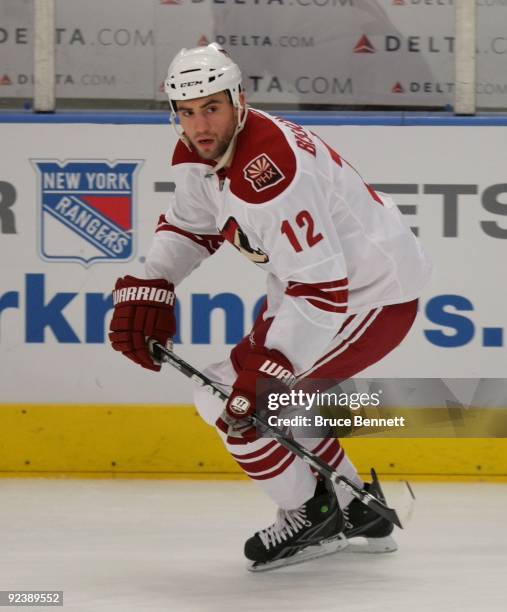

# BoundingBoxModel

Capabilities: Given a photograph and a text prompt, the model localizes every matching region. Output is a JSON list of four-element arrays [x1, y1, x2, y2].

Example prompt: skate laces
[[258, 507, 310, 550]]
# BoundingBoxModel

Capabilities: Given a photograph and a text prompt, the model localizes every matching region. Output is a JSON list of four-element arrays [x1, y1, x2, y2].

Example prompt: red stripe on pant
[[231, 442, 296, 481], [308, 300, 419, 379], [310, 308, 379, 371]]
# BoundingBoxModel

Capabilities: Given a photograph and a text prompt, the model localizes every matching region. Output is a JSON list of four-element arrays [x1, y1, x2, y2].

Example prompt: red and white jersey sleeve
[[145, 145, 224, 285]]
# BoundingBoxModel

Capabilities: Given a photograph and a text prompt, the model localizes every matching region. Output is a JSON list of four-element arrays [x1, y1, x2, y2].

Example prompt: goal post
[[33, 0, 56, 112]]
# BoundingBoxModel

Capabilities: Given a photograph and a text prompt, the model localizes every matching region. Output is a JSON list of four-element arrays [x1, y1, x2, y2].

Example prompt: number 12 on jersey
[[281, 210, 323, 253]]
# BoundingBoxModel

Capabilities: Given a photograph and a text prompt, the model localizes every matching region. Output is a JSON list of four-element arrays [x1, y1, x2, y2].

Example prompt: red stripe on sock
[[231, 440, 278, 460], [235, 445, 291, 475], [317, 440, 342, 465], [311, 437, 337, 456], [246, 454, 296, 481], [329, 448, 345, 470]]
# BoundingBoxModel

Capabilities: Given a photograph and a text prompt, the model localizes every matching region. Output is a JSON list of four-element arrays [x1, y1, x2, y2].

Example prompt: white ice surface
[[0, 479, 505, 612]]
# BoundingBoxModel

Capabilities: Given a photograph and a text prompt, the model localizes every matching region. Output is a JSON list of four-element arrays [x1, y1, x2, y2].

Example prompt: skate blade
[[247, 533, 349, 572], [344, 534, 398, 554]]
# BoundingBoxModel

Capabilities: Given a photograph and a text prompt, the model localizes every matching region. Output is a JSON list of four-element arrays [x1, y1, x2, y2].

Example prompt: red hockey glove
[[218, 410, 259, 446], [109, 275, 176, 372], [225, 346, 296, 420]]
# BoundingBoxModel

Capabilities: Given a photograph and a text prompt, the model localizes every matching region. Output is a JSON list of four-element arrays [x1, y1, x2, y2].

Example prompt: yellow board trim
[[0, 404, 505, 479]]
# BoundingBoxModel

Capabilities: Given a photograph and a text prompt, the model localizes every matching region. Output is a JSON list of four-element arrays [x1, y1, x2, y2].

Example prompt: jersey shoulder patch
[[172, 140, 215, 168], [228, 110, 297, 204]]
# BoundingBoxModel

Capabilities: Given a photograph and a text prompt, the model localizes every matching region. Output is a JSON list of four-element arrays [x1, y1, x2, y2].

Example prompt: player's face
[[176, 91, 238, 161]]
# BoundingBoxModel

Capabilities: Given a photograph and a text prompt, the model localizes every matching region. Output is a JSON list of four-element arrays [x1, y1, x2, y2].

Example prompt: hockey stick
[[150, 341, 405, 529]]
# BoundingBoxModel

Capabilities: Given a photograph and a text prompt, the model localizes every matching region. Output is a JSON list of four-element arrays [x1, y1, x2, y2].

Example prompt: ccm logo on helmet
[[113, 286, 175, 306], [259, 360, 296, 386], [181, 81, 203, 88]]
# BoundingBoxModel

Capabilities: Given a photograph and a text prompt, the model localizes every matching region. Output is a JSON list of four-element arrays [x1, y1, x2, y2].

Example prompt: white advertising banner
[[0, 0, 506, 108], [0, 119, 506, 404]]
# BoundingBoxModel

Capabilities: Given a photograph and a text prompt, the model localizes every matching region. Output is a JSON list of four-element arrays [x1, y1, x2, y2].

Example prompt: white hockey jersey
[[146, 109, 431, 374]]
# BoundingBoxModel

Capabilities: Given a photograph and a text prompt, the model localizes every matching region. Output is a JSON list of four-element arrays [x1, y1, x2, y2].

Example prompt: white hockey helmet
[[164, 43, 247, 172], [164, 43, 243, 111]]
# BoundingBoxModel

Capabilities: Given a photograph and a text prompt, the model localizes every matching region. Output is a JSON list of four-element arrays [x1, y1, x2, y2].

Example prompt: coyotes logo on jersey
[[243, 153, 285, 192], [221, 216, 269, 264]]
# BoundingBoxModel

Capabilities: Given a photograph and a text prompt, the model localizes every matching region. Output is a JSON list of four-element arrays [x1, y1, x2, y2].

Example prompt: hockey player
[[109, 43, 431, 571]]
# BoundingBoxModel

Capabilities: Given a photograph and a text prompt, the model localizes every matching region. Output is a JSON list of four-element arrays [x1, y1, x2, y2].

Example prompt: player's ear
[[239, 90, 246, 106]]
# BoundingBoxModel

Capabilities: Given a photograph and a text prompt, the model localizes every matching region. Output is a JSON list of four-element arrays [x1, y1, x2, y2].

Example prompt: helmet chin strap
[[206, 103, 248, 176], [169, 110, 192, 150]]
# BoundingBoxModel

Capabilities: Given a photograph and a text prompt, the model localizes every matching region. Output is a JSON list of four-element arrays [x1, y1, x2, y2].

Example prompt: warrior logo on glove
[[258, 359, 296, 386], [113, 285, 175, 306], [109, 275, 176, 371], [229, 396, 251, 416]]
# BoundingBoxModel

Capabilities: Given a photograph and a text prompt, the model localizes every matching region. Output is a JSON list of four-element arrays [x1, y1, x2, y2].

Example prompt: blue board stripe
[[1, 110, 507, 126]]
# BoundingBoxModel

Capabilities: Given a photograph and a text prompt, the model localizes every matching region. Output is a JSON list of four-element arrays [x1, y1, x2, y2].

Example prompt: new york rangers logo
[[33, 160, 142, 266], [243, 154, 285, 192]]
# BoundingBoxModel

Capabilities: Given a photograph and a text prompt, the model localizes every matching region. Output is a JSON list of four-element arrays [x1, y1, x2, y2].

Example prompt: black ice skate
[[343, 468, 398, 553], [245, 479, 348, 572]]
